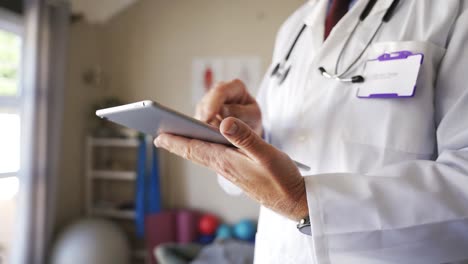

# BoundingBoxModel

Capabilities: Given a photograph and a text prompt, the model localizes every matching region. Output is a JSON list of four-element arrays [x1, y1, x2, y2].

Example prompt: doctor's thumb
[[220, 117, 269, 160]]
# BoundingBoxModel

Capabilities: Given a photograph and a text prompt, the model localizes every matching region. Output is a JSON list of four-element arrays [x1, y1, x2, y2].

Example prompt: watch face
[[297, 216, 311, 235], [298, 225, 312, 236]]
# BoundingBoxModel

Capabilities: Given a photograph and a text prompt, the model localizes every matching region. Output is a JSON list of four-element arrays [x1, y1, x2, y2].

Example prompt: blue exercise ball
[[233, 220, 256, 241], [216, 224, 233, 240]]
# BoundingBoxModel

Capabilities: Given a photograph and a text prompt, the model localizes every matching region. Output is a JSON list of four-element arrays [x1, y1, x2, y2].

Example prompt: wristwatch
[[297, 215, 311, 235]]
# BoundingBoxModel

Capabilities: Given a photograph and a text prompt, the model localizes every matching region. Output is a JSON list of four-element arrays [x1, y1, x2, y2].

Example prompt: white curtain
[[12, 1, 69, 264]]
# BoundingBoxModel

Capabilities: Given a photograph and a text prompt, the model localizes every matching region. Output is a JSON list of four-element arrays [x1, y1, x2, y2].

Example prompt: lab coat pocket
[[343, 41, 446, 155]]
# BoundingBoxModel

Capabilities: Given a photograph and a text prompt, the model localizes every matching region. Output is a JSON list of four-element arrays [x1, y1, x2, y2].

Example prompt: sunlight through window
[[0, 113, 20, 174], [0, 177, 19, 200], [0, 30, 21, 96]]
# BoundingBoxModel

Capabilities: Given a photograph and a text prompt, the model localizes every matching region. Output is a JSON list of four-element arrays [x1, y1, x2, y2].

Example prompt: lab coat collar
[[303, 0, 326, 30], [303, 0, 397, 76], [304, 0, 396, 29]]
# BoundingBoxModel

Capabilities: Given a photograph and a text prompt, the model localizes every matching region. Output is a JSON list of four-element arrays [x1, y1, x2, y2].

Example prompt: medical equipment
[[271, 0, 400, 85]]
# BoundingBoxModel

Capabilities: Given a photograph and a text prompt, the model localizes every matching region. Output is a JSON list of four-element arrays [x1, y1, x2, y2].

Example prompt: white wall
[[99, 0, 305, 223], [55, 22, 107, 230]]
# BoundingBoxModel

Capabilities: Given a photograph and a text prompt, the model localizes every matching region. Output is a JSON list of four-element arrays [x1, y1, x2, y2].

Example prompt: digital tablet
[[96, 100, 230, 145], [96, 100, 310, 170]]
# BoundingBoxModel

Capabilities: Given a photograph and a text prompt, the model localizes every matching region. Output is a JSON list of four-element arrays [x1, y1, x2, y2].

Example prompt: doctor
[[155, 0, 468, 263]]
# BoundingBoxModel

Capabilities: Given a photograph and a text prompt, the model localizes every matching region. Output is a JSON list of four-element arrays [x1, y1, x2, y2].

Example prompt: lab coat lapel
[[303, 0, 327, 53], [314, 0, 396, 76]]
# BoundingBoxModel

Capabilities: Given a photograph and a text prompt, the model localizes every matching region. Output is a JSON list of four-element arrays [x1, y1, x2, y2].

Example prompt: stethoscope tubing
[[271, 0, 401, 85]]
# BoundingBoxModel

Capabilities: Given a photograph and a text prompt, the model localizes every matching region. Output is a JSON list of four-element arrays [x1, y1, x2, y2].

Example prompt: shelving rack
[[85, 136, 148, 264]]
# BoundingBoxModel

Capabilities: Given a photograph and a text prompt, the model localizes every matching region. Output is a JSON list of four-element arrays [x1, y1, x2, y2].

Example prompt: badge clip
[[357, 50, 424, 99]]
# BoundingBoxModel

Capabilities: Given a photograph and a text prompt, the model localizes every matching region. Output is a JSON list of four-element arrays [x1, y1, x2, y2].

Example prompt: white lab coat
[[231, 0, 468, 263]]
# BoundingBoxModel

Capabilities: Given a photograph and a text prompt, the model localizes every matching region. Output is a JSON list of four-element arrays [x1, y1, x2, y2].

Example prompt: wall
[[99, 0, 305, 223], [55, 22, 106, 231]]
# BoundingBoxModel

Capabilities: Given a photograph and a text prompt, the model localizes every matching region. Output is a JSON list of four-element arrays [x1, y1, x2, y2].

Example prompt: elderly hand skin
[[154, 117, 309, 221], [195, 79, 263, 136]]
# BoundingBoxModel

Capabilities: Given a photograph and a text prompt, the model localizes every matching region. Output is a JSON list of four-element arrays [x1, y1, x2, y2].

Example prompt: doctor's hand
[[154, 117, 309, 221], [195, 79, 263, 136]]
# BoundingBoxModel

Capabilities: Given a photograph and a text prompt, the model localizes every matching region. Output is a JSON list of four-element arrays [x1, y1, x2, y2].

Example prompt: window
[[0, 8, 22, 263], [0, 30, 21, 181], [0, 8, 22, 189], [0, 29, 21, 96]]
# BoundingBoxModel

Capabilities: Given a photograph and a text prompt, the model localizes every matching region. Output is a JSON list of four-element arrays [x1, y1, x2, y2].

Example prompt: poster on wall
[[192, 57, 262, 105]]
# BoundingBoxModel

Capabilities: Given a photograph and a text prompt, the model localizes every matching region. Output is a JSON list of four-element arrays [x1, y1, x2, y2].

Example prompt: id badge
[[357, 50, 424, 98]]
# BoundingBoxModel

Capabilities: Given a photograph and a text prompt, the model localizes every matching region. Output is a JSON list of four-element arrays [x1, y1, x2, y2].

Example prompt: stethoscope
[[271, 0, 400, 85]]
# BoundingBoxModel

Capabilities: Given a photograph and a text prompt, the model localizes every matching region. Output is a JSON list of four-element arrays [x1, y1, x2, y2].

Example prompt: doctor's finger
[[220, 117, 274, 164], [207, 115, 222, 128], [196, 79, 255, 122], [154, 133, 239, 173], [221, 104, 261, 124]]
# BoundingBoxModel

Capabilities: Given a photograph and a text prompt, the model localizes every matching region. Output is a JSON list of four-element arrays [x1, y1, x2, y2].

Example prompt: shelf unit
[[89, 137, 140, 147], [92, 170, 137, 181], [85, 136, 148, 264], [91, 207, 136, 220]]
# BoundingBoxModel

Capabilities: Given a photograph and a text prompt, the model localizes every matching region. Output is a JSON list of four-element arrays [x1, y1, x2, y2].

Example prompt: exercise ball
[[198, 214, 219, 235], [233, 220, 256, 241], [198, 234, 216, 245], [51, 218, 130, 264], [216, 224, 232, 240]]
